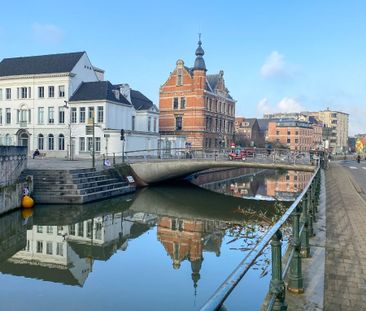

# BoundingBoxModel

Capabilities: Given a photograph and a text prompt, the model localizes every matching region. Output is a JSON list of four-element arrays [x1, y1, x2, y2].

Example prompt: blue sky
[[1, 0, 365, 134]]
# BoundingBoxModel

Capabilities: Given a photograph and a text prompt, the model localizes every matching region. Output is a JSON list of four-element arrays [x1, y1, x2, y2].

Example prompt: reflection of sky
[[0, 182, 284, 311], [0, 223, 271, 311]]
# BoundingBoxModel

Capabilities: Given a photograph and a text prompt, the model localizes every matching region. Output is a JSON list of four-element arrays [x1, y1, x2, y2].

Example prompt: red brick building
[[159, 38, 235, 149], [157, 216, 225, 290], [234, 117, 264, 147], [267, 120, 314, 151]]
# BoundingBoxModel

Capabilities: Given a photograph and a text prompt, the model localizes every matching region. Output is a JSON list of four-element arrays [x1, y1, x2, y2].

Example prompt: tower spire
[[194, 34, 206, 71]]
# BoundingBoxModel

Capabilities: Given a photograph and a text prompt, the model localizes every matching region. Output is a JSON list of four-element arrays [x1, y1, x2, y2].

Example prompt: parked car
[[228, 150, 246, 160], [228, 148, 255, 160]]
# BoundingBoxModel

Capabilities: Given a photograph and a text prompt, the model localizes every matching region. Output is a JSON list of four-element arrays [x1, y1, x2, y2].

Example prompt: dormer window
[[176, 69, 183, 86]]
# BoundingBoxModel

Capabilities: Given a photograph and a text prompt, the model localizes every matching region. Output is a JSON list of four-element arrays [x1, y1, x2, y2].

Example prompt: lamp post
[[92, 115, 95, 168], [63, 100, 73, 160]]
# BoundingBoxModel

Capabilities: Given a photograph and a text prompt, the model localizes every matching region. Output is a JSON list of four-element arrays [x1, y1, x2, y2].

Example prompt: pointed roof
[[69, 81, 131, 105], [257, 119, 272, 132], [206, 74, 220, 91], [130, 90, 154, 111], [0, 52, 85, 77], [193, 36, 206, 71]]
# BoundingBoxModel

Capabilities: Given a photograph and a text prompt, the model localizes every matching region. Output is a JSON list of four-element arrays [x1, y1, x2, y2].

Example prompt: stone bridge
[[129, 159, 315, 186]]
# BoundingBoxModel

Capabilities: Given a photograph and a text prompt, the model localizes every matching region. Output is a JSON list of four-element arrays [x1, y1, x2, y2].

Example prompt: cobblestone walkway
[[324, 163, 366, 310]]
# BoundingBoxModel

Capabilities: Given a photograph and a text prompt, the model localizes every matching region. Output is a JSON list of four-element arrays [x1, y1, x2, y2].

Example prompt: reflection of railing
[[101, 148, 312, 166], [199, 166, 321, 311]]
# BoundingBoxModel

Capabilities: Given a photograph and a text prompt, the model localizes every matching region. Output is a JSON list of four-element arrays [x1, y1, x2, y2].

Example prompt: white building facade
[[0, 52, 159, 158]]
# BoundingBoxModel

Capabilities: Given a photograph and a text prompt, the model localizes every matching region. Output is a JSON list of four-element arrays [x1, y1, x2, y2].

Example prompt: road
[[338, 159, 366, 199], [323, 161, 366, 310]]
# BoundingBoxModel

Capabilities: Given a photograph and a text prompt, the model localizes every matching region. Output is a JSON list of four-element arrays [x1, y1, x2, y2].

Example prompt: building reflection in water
[[0, 181, 280, 300], [158, 217, 226, 292], [198, 168, 312, 201], [0, 208, 157, 287]]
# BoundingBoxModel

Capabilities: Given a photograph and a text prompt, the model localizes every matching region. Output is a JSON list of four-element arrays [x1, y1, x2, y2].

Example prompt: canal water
[[0, 169, 311, 311]]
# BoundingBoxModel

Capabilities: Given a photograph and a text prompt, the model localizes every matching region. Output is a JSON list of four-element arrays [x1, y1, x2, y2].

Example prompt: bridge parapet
[[104, 147, 312, 166], [128, 159, 315, 186]]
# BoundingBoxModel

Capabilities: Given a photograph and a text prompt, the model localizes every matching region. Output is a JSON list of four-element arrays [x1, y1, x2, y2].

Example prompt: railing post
[[270, 230, 287, 311], [308, 185, 315, 236], [314, 172, 321, 212], [300, 194, 311, 258], [287, 204, 304, 293]]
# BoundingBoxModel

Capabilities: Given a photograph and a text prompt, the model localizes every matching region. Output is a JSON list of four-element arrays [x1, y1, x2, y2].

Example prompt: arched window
[[38, 134, 44, 150], [48, 134, 54, 150], [5, 134, 11, 146], [58, 134, 65, 150]]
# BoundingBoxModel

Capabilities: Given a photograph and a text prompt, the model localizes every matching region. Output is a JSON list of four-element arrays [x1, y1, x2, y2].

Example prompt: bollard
[[113, 153, 116, 165], [288, 204, 304, 293], [300, 195, 311, 258], [270, 230, 288, 310]]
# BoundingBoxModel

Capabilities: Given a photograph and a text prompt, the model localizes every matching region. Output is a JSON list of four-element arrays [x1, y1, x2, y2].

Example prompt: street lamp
[[63, 100, 73, 160]]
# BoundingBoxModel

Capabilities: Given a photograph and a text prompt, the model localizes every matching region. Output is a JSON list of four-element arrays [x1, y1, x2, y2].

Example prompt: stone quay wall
[[0, 146, 28, 186], [0, 146, 31, 215]]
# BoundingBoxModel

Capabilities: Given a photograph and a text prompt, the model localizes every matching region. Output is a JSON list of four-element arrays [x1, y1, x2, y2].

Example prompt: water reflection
[[0, 180, 284, 310], [195, 168, 312, 201]]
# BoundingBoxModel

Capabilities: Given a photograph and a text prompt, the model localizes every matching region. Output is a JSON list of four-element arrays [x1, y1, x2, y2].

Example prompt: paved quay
[[285, 170, 326, 311], [27, 157, 106, 170], [324, 162, 366, 310]]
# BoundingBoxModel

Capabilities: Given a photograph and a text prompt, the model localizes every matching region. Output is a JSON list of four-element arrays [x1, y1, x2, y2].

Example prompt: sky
[[0, 0, 365, 135]]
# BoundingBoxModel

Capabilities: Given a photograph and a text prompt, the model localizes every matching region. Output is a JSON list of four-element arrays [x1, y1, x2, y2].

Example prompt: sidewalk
[[286, 170, 326, 310], [324, 163, 366, 310]]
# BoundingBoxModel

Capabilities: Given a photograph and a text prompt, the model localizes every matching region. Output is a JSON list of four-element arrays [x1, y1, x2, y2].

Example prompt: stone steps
[[30, 178, 121, 191], [33, 181, 128, 196], [24, 168, 135, 204], [32, 186, 132, 204]]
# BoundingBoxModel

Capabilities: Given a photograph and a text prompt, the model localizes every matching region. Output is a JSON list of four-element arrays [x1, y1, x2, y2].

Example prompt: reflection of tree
[[226, 200, 291, 278]]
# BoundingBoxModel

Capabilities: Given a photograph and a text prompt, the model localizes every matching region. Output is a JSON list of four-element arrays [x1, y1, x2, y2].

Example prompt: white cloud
[[256, 97, 305, 115], [32, 23, 64, 44], [257, 97, 272, 114], [277, 97, 304, 112], [260, 51, 294, 78]]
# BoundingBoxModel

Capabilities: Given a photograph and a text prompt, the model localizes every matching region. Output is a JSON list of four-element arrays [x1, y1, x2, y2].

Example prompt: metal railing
[[199, 166, 321, 311], [102, 148, 312, 166]]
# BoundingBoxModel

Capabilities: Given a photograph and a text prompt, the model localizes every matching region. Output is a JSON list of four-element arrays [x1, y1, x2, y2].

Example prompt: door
[[19, 132, 29, 154]]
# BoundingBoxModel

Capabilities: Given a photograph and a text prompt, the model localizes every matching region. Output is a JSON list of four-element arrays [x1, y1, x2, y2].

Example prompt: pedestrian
[[23, 186, 29, 197], [32, 149, 40, 159]]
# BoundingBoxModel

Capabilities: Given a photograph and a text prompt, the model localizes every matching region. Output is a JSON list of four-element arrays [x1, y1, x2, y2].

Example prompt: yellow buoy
[[21, 208, 34, 219], [22, 195, 34, 209]]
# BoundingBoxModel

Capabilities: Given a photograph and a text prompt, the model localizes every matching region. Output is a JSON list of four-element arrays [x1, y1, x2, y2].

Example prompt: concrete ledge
[[130, 160, 315, 185]]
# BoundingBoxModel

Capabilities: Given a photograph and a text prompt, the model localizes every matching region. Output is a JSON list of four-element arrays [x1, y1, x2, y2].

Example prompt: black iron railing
[[199, 166, 321, 311]]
